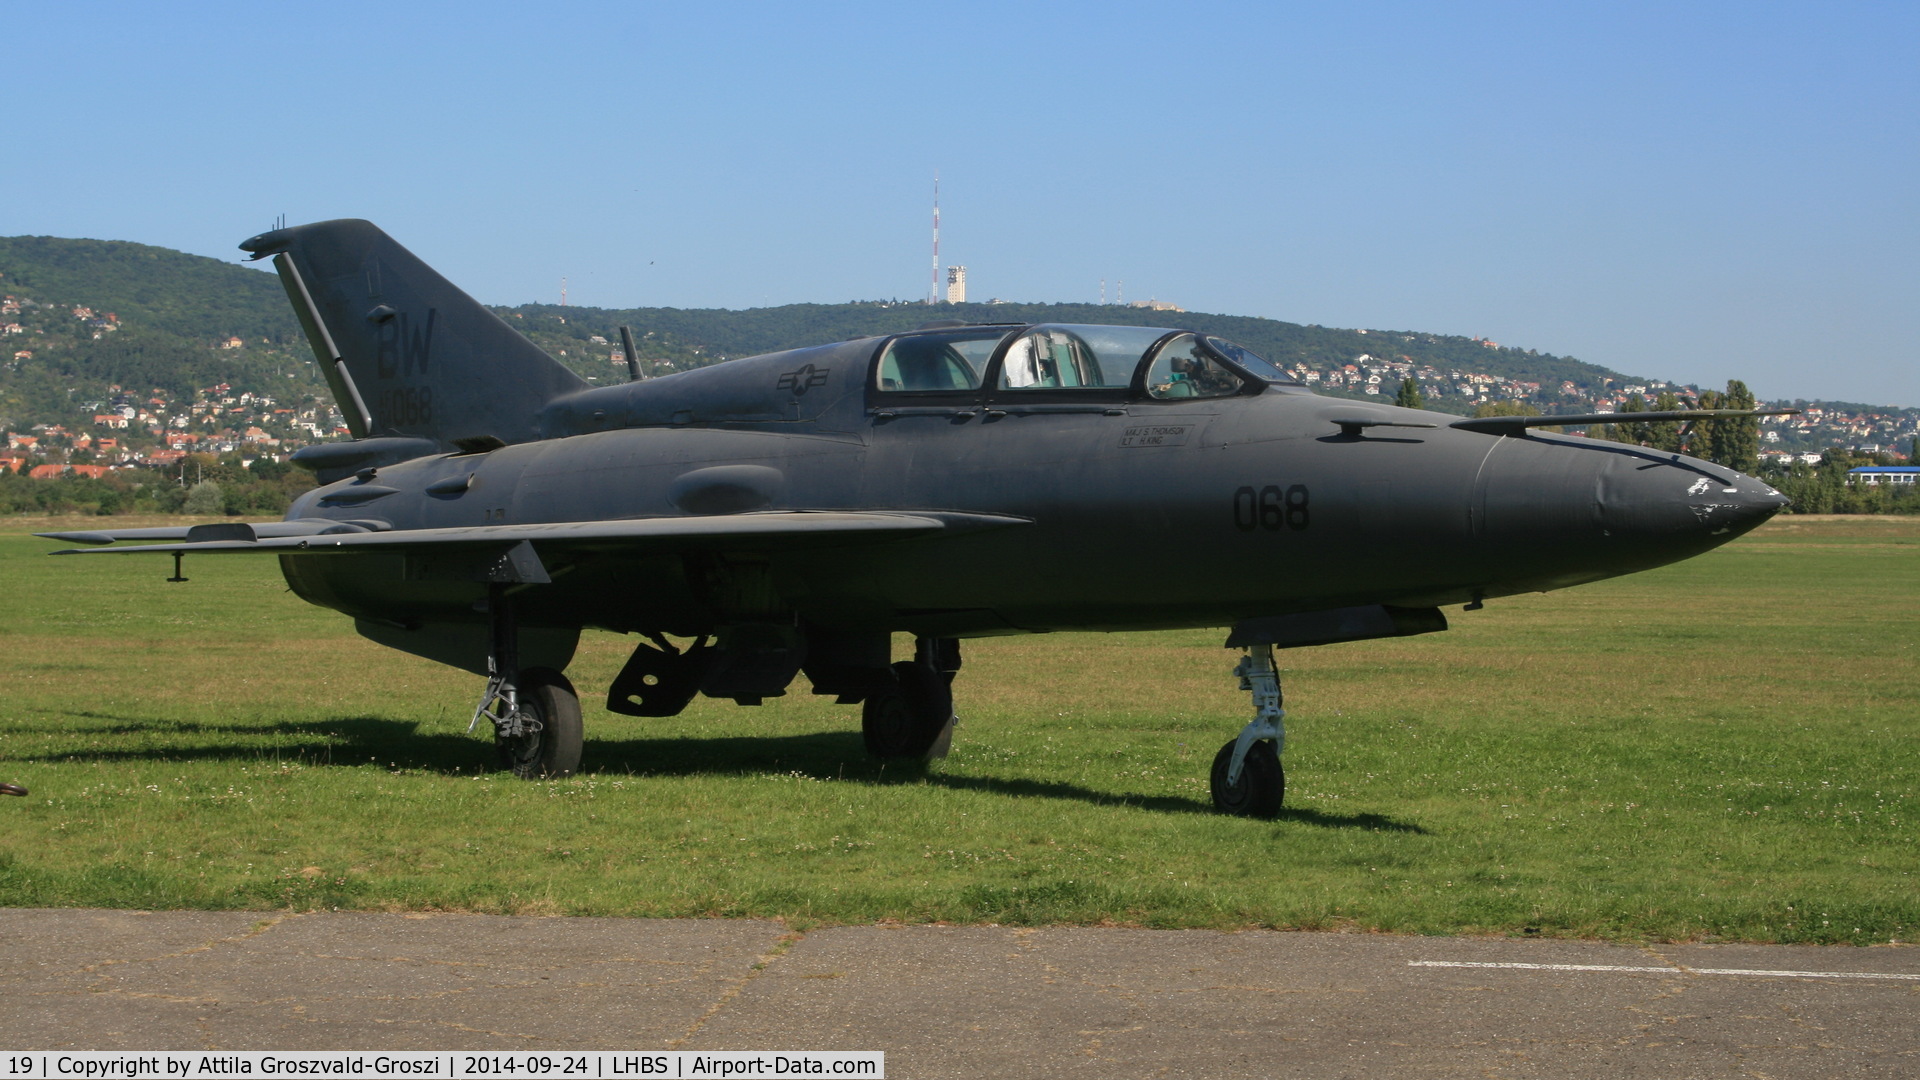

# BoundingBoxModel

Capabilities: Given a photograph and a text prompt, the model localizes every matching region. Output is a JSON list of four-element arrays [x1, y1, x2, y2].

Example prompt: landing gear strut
[[468, 584, 582, 779], [862, 637, 959, 761], [1209, 644, 1285, 817]]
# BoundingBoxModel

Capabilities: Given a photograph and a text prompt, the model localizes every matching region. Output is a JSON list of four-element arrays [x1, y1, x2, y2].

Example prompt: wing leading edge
[[43, 511, 1028, 557]]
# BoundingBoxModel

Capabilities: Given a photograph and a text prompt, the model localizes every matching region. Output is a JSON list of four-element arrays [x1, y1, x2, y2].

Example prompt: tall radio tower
[[929, 174, 940, 305]]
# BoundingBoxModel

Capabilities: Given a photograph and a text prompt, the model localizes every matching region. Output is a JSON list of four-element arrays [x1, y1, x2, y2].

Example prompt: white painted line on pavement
[[1409, 960, 1920, 981]]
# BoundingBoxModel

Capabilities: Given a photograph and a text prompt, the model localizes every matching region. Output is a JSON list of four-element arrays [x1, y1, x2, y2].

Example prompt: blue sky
[[4, 1, 1915, 406]]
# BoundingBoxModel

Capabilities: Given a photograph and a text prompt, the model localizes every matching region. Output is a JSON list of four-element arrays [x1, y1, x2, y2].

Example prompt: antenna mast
[[561, 277, 569, 307]]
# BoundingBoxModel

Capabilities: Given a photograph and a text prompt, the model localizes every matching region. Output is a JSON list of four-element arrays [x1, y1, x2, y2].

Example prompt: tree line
[[0, 453, 312, 517]]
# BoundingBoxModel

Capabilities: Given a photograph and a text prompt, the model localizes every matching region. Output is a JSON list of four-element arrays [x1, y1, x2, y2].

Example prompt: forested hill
[[0, 235, 296, 342], [0, 236, 322, 432]]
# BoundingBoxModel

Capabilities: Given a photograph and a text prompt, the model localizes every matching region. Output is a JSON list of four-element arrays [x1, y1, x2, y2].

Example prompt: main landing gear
[[861, 637, 960, 761], [469, 584, 582, 779], [1209, 644, 1286, 817]]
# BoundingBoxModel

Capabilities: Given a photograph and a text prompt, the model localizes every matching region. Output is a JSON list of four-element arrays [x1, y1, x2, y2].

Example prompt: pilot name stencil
[[1120, 424, 1192, 448], [777, 364, 830, 396]]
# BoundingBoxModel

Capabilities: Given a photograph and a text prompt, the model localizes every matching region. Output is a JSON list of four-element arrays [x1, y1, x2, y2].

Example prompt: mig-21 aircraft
[[44, 219, 1793, 817]]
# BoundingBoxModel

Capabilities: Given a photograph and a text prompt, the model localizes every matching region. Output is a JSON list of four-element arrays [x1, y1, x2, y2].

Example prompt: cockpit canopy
[[874, 323, 1299, 401]]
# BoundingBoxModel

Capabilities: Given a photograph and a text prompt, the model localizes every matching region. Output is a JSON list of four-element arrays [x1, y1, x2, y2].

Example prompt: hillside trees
[[1647, 391, 1685, 452], [1471, 400, 1542, 418], [1595, 381, 1761, 471], [1691, 389, 1724, 464], [1616, 393, 1650, 445], [1709, 379, 1760, 472], [0, 236, 297, 341]]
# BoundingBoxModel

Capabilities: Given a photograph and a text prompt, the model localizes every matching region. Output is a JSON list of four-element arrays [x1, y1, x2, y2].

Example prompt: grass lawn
[[0, 514, 1914, 943]]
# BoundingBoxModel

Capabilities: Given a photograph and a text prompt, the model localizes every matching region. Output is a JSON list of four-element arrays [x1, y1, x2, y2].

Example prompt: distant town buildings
[[1847, 466, 1919, 486], [945, 266, 967, 304]]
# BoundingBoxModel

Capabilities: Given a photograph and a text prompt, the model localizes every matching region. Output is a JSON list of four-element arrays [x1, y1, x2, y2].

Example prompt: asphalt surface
[[5, 909, 1918, 1078]]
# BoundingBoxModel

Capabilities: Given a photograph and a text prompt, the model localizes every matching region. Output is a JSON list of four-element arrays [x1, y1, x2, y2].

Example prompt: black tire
[[1210, 738, 1284, 818], [861, 660, 953, 760], [496, 667, 583, 779]]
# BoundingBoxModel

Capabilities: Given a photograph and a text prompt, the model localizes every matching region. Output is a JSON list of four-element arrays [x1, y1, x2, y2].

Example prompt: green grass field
[[1, 516, 1914, 944]]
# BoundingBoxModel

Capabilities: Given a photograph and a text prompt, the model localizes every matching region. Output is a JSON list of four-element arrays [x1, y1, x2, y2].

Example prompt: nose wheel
[[1211, 739, 1283, 817], [1209, 644, 1286, 817]]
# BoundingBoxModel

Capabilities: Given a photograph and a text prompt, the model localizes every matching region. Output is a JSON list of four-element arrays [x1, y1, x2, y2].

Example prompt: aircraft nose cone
[[1596, 454, 1789, 541], [1473, 438, 1788, 591]]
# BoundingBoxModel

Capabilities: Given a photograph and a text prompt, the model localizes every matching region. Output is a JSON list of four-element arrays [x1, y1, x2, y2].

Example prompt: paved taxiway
[[5, 909, 1916, 1077]]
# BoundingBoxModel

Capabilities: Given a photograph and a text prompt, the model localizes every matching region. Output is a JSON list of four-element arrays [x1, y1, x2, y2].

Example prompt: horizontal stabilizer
[[47, 511, 1028, 557]]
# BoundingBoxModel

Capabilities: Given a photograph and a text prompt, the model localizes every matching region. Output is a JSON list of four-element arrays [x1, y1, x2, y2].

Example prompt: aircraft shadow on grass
[[14, 714, 1426, 832]]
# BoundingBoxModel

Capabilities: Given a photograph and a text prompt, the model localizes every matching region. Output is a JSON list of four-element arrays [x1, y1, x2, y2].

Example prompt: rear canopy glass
[[875, 327, 1013, 391]]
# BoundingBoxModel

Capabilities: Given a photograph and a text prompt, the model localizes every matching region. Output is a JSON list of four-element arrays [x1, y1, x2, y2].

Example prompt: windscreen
[[1204, 336, 1300, 384]]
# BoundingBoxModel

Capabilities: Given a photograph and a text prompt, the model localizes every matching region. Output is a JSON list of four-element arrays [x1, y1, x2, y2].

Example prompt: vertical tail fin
[[240, 219, 586, 448]]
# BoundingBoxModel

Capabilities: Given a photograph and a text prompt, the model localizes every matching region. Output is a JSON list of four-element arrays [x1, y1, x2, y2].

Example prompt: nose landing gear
[[1210, 644, 1286, 817]]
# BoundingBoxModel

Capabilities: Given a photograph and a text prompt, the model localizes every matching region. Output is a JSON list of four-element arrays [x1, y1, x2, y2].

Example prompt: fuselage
[[277, 324, 1788, 642]]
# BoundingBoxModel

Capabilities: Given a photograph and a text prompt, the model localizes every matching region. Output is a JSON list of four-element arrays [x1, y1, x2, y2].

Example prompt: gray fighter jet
[[44, 220, 1793, 817]]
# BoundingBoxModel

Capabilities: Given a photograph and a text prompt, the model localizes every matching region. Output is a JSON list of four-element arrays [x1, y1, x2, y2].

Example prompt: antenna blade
[[619, 325, 642, 382]]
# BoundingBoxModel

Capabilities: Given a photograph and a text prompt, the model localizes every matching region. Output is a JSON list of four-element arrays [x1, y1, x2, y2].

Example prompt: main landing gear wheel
[[862, 660, 954, 760], [1210, 739, 1284, 818], [496, 667, 583, 779]]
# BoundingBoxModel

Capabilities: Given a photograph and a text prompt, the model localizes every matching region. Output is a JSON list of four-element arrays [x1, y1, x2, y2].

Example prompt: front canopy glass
[[1143, 333, 1245, 400]]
